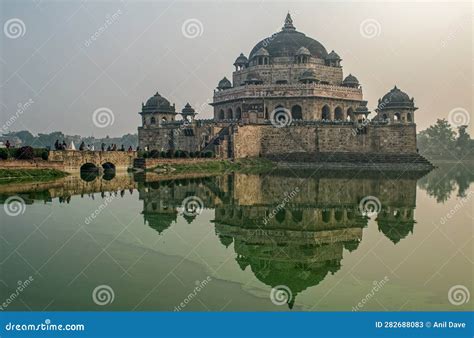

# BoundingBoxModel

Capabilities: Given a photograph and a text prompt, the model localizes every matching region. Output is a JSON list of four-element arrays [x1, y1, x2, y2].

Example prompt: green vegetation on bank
[[151, 158, 275, 174], [418, 119, 473, 160], [0, 169, 68, 184]]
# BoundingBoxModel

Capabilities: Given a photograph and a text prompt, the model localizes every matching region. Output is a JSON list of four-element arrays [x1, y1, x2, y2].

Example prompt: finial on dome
[[283, 12, 295, 31]]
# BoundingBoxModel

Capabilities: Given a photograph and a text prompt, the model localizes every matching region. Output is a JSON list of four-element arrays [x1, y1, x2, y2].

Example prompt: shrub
[[204, 151, 214, 158], [149, 150, 160, 158], [165, 150, 174, 158], [40, 150, 49, 160], [15, 146, 35, 160], [0, 148, 9, 160], [160, 151, 166, 158]]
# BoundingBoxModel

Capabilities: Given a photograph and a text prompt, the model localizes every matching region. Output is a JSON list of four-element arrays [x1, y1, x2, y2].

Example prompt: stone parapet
[[213, 83, 363, 103]]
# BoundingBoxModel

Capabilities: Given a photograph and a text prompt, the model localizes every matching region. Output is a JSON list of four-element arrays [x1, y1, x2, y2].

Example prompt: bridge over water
[[48, 150, 137, 173]]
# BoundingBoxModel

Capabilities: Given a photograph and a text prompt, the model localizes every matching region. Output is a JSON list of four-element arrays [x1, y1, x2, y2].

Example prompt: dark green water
[[0, 163, 472, 311]]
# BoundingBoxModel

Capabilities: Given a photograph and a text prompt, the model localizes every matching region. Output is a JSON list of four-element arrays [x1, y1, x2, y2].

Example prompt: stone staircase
[[200, 123, 234, 158], [266, 152, 434, 170]]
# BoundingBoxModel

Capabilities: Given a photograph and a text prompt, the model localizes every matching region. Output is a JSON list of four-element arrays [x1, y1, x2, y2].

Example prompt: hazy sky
[[0, 0, 472, 137]]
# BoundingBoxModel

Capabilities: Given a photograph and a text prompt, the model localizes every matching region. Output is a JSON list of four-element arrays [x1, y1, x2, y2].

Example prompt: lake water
[[0, 163, 472, 311]]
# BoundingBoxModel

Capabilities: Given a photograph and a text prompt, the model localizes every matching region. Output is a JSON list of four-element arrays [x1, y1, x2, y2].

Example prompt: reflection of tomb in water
[[137, 172, 421, 307], [214, 203, 367, 309]]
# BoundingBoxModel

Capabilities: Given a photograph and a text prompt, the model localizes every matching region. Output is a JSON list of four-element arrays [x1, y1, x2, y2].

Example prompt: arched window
[[334, 106, 343, 121], [407, 113, 412, 122], [394, 112, 401, 121], [346, 108, 353, 121], [322, 210, 331, 223], [150, 117, 156, 125], [291, 210, 303, 223], [226, 108, 233, 120], [321, 105, 330, 120], [275, 209, 286, 224], [218, 109, 225, 120], [235, 107, 242, 120], [291, 105, 303, 120], [161, 117, 167, 122], [383, 113, 388, 121]]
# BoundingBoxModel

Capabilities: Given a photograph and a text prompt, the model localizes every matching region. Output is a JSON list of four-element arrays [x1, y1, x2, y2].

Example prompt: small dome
[[354, 105, 370, 114], [299, 69, 317, 82], [253, 47, 269, 57], [378, 86, 415, 110], [143, 92, 176, 113], [245, 72, 263, 84], [217, 77, 232, 90], [181, 103, 195, 114], [296, 46, 311, 56], [234, 53, 248, 66], [343, 74, 359, 87], [326, 50, 341, 60]]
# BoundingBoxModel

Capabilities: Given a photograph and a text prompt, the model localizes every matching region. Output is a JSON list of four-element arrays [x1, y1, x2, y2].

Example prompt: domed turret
[[245, 72, 263, 85], [181, 103, 197, 122], [140, 92, 177, 127], [299, 69, 318, 84], [342, 74, 359, 88], [217, 77, 232, 90], [326, 50, 341, 67], [142, 92, 176, 114], [233, 53, 248, 70], [375, 86, 417, 124]]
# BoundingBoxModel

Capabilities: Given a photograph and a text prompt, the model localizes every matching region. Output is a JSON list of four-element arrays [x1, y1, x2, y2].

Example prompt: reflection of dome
[[143, 92, 176, 113], [249, 14, 328, 60], [217, 77, 232, 90], [143, 212, 177, 234], [378, 86, 415, 110], [376, 217, 415, 244], [218, 234, 233, 248]]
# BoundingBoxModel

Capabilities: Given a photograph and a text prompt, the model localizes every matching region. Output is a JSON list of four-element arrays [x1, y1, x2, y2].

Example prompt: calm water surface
[[1, 164, 472, 311]]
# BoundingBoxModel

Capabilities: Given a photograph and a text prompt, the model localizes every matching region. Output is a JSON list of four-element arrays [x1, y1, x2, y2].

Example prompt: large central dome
[[249, 13, 328, 60]]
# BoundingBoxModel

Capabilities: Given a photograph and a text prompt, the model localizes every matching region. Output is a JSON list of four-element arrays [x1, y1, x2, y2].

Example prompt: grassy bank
[[151, 158, 275, 174], [0, 169, 68, 184]]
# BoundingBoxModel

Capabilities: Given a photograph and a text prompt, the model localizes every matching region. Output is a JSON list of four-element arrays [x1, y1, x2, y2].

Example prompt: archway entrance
[[291, 105, 303, 120]]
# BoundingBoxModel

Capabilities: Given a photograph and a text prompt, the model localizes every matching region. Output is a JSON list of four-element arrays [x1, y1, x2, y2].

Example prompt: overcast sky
[[0, 0, 472, 137]]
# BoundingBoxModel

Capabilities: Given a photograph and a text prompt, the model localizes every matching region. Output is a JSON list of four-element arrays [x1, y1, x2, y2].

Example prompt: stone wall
[[138, 124, 216, 152], [0, 159, 65, 170], [233, 123, 418, 158]]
